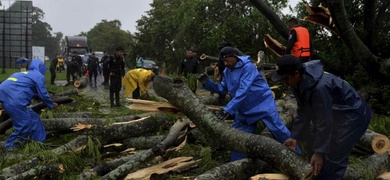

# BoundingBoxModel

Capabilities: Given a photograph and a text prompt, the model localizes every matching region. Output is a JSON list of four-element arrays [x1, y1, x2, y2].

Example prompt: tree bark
[[0, 135, 88, 179], [152, 118, 190, 156], [249, 0, 289, 40], [343, 152, 390, 179], [42, 115, 140, 132], [356, 129, 390, 153], [78, 149, 154, 179], [75, 115, 175, 144], [324, 0, 389, 81], [7, 163, 63, 180], [196, 158, 273, 180], [55, 88, 79, 96], [153, 76, 312, 180]]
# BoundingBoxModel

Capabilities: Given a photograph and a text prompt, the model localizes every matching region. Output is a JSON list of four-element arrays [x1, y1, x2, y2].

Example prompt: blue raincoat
[[0, 60, 54, 150], [291, 60, 372, 179], [203, 55, 297, 161]]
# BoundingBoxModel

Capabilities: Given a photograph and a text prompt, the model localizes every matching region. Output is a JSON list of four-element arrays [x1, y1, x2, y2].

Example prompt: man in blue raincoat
[[197, 47, 299, 161], [271, 55, 372, 179], [0, 59, 58, 150]]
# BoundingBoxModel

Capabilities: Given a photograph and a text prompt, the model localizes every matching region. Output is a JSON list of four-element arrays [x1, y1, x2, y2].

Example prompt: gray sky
[[27, 0, 153, 36], [4, 0, 299, 36]]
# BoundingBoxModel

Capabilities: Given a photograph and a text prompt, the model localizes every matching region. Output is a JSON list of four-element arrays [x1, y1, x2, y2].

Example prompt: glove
[[214, 109, 230, 121], [197, 73, 209, 84]]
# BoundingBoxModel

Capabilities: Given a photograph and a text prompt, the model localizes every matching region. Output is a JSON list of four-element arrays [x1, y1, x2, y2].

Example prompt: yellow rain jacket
[[57, 58, 64, 68], [122, 69, 154, 97]]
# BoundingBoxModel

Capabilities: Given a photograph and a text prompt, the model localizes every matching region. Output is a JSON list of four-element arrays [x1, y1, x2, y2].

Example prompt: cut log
[[152, 76, 312, 179], [196, 158, 273, 180], [74, 75, 89, 88], [357, 129, 390, 154], [372, 136, 390, 154], [124, 156, 200, 180], [78, 149, 155, 179], [250, 173, 289, 180], [0, 135, 88, 179], [376, 172, 390, 180]]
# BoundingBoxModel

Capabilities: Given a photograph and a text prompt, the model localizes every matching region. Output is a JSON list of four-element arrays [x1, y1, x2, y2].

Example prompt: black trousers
[[50, 69, 56, 84], [132, 85, 140, 99], [109, 75, 122, 105]]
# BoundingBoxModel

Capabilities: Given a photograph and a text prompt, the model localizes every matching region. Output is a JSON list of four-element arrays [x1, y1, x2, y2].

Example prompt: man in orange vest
[[285, 18, 311, 62]]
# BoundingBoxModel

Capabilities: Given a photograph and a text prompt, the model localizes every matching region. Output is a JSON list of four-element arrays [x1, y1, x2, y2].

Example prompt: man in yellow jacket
[[122, 68, 155, 99]]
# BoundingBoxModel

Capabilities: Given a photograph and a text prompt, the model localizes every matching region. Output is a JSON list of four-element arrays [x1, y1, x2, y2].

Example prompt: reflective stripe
[[7, 77, 17, 81], [136, 58, 142, 67]]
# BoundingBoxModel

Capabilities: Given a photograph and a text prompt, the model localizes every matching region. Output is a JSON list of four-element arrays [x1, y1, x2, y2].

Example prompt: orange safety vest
[[290, 26, 311, 58]]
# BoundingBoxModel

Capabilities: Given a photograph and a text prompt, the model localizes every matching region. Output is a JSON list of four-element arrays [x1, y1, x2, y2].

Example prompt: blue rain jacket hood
[[203, 55, 276, 124], [0, 59, 54, 109], [291, 60, 372, 153]]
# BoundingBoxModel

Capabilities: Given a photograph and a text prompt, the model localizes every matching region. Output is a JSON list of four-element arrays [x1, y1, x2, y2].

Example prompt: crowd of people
[[2, 17, 373, 179]]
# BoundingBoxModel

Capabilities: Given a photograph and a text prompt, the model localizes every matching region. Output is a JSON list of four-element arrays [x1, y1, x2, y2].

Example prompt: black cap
[[271, 55, 302, 81], [220, 46, 238, 58]]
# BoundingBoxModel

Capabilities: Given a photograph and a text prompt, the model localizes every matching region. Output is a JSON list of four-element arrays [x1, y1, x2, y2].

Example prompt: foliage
[[134, 0, 282, 73], [369, 115, 390, 136], [85, 20, 135, 55], [31, 7, 63, 59]]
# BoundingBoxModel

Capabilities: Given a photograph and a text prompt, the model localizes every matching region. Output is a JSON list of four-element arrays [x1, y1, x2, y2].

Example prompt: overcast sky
[[8, 0, 153, 36], [4, 0, 299, 36]]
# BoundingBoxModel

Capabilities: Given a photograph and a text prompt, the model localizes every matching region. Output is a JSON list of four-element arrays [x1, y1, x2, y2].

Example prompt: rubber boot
[[115, 91, 121, 107], [110, 92, 115, 108]]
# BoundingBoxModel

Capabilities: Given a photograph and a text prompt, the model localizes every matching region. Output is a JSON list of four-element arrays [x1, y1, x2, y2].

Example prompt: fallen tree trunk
[[152, 118, 190, 156], [120, 135, 166, 150], [343, 152, 389, 179], [196, 158, 273, 180], [78, 149, 155, 179], [7, 163, 64, 180], [153, 76, 312, 179], [55, 88, 79, 96], [100, 149, 156, 180], [42, 115, 141, 132], [356, 129, 390, 153], [0, 135, 88, 179]]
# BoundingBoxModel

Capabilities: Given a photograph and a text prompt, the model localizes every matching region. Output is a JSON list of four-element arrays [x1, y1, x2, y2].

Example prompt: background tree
[[31, 6, 62, 60], [134, 0, 285, 74]]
